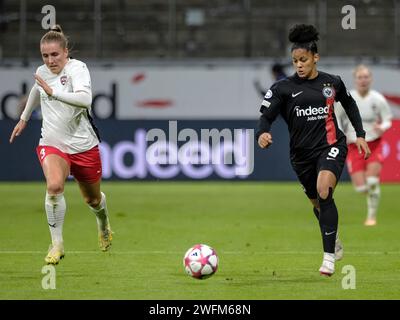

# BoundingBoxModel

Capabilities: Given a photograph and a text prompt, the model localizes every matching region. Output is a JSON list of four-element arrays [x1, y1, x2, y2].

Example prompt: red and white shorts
[[36, 145, 102, 184], [346, 139, 384, 174]]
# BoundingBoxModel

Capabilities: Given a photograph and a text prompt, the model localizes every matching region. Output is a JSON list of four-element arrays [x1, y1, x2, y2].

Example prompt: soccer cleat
[[335, 237, 344, 261], [45, 242, 65, 265], [99, 225, 113, 251], [364, 218, 377, 226], [319, 253, 335, 276]]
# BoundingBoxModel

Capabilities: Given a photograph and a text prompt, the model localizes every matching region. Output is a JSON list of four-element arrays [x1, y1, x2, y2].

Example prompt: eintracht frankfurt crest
[[322, 84, 335, 98]]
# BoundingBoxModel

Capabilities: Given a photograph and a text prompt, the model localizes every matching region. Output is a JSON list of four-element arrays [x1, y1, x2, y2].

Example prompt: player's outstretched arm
[[355, 137, 371, 160], [10, 83, 40, 143], [9, 119, 27, 143], [258, 132, 273, 149]]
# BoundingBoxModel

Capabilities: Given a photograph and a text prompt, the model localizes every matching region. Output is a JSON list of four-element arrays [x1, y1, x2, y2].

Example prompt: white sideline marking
[[0, 250, 399, 255]]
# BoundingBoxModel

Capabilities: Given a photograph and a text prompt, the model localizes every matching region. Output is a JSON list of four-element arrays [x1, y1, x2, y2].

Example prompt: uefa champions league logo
[[264, 90, 273, 99]]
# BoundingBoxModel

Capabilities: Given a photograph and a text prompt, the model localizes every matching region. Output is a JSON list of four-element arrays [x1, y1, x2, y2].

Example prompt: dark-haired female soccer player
[[256, 24, 371, 276]]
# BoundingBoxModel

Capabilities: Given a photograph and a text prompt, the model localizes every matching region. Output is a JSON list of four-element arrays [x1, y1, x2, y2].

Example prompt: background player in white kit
[[9, 25, 112, 264], [335, 65, 392, 226]]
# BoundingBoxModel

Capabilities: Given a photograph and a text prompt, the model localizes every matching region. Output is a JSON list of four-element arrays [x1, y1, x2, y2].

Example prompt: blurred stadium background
[[1, 0, 400, 300], [1, 0, 400, 60]]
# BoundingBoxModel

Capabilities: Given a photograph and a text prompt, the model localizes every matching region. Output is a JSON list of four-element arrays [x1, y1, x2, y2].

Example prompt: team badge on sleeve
[[264, 89, 273, 99]]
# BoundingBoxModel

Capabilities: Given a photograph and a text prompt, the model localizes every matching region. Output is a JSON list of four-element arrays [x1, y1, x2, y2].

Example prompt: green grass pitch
[[0, 181, 399, 300]]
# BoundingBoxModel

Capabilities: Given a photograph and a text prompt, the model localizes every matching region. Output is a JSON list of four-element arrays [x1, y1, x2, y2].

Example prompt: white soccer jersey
[[36, 59, 99, 154], [335, 89, 392, 144]]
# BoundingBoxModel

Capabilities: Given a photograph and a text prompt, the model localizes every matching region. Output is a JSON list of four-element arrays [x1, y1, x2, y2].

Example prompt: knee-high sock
[[89, 192, 109, 231], [45, 192, 66, 245], [318, 188, 338, 254], [313, 206, 341, 240], [366, 176, 380, 220]]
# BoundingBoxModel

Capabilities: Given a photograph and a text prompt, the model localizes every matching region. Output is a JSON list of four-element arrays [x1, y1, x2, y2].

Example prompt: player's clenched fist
[[258, 132, 273, 149]]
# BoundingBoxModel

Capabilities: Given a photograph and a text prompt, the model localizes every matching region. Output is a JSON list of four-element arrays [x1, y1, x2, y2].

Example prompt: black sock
[[318, 188, 338, 254]]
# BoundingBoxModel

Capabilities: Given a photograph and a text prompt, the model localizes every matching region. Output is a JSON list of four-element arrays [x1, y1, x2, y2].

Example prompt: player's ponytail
[[50, 24, 63, 33], [40, 24, 69, 50], [288, 24, 319, 54]]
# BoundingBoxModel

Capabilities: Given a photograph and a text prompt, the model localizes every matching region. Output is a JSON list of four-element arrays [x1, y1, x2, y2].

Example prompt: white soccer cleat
[[335, 237, 344, 261], [319, 253, 335, 277]]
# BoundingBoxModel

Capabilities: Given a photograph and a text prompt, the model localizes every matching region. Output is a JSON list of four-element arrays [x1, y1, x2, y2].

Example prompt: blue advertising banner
[[1, 119, 349, 181]]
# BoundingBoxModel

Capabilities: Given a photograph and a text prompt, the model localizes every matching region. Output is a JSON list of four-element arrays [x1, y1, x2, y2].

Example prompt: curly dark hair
[[288, 24, 319, 53]]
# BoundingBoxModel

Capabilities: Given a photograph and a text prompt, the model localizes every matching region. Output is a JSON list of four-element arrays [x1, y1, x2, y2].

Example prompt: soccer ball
[[183, 244, 218, 279]]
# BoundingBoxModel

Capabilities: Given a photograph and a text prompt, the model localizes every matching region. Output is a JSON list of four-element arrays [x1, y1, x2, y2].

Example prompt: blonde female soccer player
[[336, 65, 392, 226], [9, 25, 112, 264]]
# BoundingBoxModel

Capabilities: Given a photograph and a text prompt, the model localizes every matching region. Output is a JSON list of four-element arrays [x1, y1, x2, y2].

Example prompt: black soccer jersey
[[257, 71, 365, 162]]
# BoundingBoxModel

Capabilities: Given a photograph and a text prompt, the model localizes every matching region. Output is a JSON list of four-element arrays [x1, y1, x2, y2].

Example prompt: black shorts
[[291, 142, 348, 199]]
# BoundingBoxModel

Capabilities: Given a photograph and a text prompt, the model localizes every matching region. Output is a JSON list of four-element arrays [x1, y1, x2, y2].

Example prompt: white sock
[[354, 185, 368, 193], [323, 252, 335, 262], [89, 192, 109, 232], [366, 176, 380, 220], [45, 192, 66, 245], [322, 252, 335, 270], [320, 252, 335, 274]]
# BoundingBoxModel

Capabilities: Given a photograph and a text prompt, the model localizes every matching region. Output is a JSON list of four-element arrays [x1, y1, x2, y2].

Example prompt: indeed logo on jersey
[[295, 105, 329, 121]]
